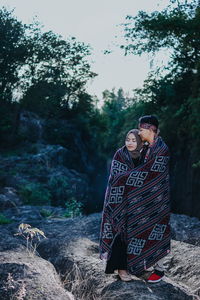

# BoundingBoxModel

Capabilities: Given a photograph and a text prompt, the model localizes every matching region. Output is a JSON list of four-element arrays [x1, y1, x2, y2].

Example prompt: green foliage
[[18, 182, 51, 205], [0, 8, 29, 102], [192, 160, 200, 168], [0, 6, 96, 108], [64, 197, 83, 218], [100, 88, 133, 156], [47, 175, 73, 206], [119, 0, 200, 160], [0, 213, 12, 225], [20, 34, 97, 116], [122, 0, 199, 72], [186, 96, 200, 162], [0, 7, 97, 147], [44, 119, 72, 147], [40, 209, 55, 218], [47, 174, 83, 217]]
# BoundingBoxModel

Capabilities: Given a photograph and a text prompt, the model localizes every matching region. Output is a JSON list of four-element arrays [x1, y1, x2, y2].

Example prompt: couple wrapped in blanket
[[99, 115, 171, 283]]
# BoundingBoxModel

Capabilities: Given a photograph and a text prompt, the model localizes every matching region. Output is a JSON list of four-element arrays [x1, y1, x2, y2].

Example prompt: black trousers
[[105, 235, 127, 274]]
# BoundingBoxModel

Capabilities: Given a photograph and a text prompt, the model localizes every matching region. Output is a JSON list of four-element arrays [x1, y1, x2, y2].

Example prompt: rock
[[19, 110, 44, 143], [0, 250, 74, 300], [35, 213, 199, 300], [46, 166, 90, 206], [43, 119, 95, 174], [0, 209, 199, 300], [0, 147, 90, 206], [0, 187, 22, 211], [29, 144, 70, 168], [170, 213, 200, 246], [18, 112, 96, 174], [164, 240, 200, 298], [0, 221, 74, 299], [3, 205, 44, 222], [0, 143, 71, 170], [3, 205, 66, 223]]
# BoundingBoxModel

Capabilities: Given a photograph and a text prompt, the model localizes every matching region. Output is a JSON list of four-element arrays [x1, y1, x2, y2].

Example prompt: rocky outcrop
[[2, 205, 66, 223], [0, 207, 199, 300], [0, 250, 74, 300], [19, 111, 44, 143], [0, 187, 22, 211], [0, 217, 74, 299], [0, 145, 90, 207], [165, 240, 200, 297], [36, 213, 200, 300], [170, 214, 200, 246], [18, 111, 95, 174]]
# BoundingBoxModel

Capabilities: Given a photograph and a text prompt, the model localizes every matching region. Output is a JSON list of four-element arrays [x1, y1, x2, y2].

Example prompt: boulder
[[165, 240, 200, 297], [29, 144, 70, 168], [0, 209, 199, 300], [3, 205, 66, 223], [0, 187, 22, 211], [19, 110, 44, 143], [0, 147, 90, 206], [0, 250, 74, 300], [0, 222, 74, 300], [170, 213, 200, 246], [35, 213, 199, 300]]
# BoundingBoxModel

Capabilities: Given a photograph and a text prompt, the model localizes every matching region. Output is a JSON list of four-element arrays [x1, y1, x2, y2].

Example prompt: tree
[[122, 0, 200, 72], [100, 88, 132, 155], [119, 0, 200, 217], [120, 0, 200, 143], [20, 30, 97, 113], [0, 7, 97, 110], [0, 7, 98, 145], [0, 8, 29, 102]]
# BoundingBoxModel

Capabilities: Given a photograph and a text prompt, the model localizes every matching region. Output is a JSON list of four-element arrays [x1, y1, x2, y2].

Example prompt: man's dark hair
[[139, 115, 159, 128]]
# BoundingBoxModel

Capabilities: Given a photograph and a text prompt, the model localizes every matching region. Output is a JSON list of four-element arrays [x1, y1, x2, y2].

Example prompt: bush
[[18, 182, 51, 205], [64, 197, 83, 218], [48, 175, 73, 206], [0, 213, 12, 224], [40, 209, 55, 218]]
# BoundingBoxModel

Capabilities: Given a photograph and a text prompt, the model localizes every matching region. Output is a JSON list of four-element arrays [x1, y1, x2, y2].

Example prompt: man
[[100, 115, 170, 283], [137, 115, 171, 283]]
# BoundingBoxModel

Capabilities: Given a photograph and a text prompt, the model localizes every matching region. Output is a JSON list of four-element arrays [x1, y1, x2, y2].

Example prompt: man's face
[[138, 127, 151, 142]]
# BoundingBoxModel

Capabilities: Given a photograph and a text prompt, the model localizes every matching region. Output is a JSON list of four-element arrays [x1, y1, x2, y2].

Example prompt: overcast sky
[[0, 0, 170, 100]]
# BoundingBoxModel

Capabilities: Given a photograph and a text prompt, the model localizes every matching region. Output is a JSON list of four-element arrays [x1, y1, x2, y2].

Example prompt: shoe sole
[[118, 275, 132, 281], [147, 276, 164, 283]]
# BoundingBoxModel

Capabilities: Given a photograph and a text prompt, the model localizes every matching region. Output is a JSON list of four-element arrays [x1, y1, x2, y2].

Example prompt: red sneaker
[[146, 270, 165, 283]]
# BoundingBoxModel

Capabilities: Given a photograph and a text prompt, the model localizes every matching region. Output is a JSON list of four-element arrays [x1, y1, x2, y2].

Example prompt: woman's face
[[125, 133, 137, 151]]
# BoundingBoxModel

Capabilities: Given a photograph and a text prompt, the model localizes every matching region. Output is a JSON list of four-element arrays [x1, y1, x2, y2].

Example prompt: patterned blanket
[[99, 136, 171, 275]]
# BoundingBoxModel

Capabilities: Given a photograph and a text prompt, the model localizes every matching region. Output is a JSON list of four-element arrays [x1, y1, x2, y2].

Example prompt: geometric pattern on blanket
[[127, 238, 146, 255], [126, 171, 148, 187], [151, 156, 169, 172], [100, 137, 171, 275], [148, 224, 167, 240], [109, 186, 125, 203], [111, 160, 128, 175]]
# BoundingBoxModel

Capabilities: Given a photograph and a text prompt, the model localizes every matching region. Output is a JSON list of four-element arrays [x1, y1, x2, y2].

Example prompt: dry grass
[[60, 262, 121, 300], [2, 273, 26, 300], [61, 263, 100, 300], [15, 223, 46, 256]]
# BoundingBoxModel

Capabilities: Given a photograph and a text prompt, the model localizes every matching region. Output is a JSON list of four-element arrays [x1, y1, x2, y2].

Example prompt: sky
[[0, 0, 170, 100]]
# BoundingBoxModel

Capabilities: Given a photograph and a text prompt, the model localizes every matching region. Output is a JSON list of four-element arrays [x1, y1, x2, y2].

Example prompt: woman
[[99, 129, 144, 281], [99, 121, 170, 282]]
